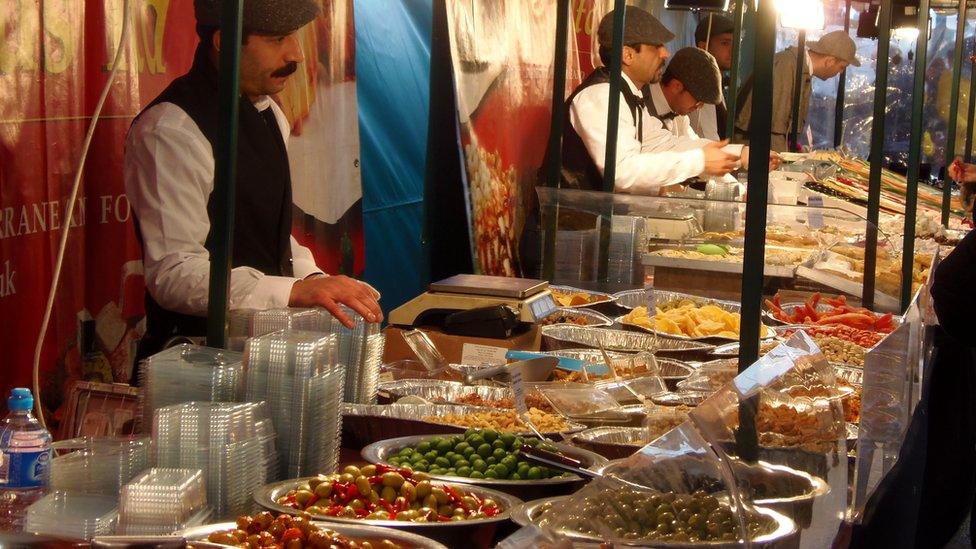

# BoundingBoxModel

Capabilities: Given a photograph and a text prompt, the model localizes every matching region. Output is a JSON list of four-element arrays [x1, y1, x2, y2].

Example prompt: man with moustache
[[689, 15, 735, 141], [560, 6, 739, 197], [125, 0, 381, 362]]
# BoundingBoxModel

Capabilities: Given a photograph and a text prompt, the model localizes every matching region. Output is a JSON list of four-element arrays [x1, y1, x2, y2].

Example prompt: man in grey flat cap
[[644, 47, 777, 174], [557, 6, 739, 197], [691, 15, 735, 141], [125, 0, 381, 363], [735, 30, 860, 152]]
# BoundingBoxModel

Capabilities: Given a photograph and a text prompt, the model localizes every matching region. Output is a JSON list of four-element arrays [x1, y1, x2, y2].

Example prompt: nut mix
[[422, 407, 570, 433], [276, 465, 501, 523]]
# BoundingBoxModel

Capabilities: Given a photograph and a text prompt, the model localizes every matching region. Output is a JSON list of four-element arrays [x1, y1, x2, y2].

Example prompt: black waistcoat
[[132, 45, 294, 355], [546, 67, 648, 194]]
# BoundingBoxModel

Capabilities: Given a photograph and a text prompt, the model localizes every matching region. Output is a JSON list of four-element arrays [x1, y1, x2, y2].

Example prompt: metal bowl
[[182, 521, 448, 549], [548, 285, 616, 310], [342, 403, 585, 437], [510, 496, 799, 548], [596, 458, 829, 529], [546, 350, 694, 392], [361, 434, 608, 501], [254, 478, 522, 547], [617, 313, 776, 343], [571, 427, 647, 460], [613, 289, 742, 313]]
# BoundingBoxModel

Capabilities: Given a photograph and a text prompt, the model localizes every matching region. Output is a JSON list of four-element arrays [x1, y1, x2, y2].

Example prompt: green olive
[[343, 465, 362, 477], [381, 472, 406, 489]]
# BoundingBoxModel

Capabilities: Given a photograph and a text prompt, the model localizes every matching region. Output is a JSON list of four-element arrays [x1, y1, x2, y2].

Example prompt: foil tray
[[612, 289, 742, 313], [617, 313, 776, 343], [378, 380, 512, 404], [341, 403, 585, 436], [538, 307, 613, 328], [548, 285, 616, 309], [182, 521, 448, 549], [540, 325, 715, 354]]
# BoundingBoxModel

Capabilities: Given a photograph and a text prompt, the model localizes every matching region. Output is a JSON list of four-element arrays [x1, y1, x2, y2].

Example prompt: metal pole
[[943, 0, 969, 225], [965, 39, 976, 163], [726, 0, 746, 140], [834, 0, 853, 148], [597, 0, 627, 282], [863, 0, 894, 310], [902, 0, 932, 312], [542, 0, 571, 282], [206, 0, 243, 348], [789, 30, 807, 151], [737, 0, 776, 463]]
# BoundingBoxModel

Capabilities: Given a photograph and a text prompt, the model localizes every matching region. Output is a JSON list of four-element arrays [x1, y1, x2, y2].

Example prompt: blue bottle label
[[0, 449, 50, 488]]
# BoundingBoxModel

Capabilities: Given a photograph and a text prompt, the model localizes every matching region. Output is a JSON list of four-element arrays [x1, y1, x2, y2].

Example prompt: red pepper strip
[[443, 486, 467, 510], [325, 506, 343, 517], [483, 506, 500, 517], [437, 515, 452, 522], [374, 464, 394, 474], [368, 476, 383, 485], [810, 292, 821, 308], [346, 484, 360, 499], [805, 304, 820, 322], [306, 494, 319, 507], [355, 508, 369, 518]]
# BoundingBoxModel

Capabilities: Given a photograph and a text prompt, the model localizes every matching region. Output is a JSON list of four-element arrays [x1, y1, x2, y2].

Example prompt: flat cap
[[695, 15, 735, 44], [598, 6, 675, 48], [808, 30, 861, 67], [664, 47, 723, 104], [195, 0, 320, 34]]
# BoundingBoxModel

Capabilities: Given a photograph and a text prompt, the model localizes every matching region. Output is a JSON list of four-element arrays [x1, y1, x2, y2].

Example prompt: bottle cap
[[8, 388, 34, 412]]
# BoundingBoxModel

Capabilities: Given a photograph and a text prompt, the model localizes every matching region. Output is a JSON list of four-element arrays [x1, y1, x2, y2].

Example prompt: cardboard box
[[382, 325, 541, 365]]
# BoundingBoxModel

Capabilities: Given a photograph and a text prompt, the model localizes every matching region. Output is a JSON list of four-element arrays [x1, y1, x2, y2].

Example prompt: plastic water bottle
[[0, 388, 52, 531]]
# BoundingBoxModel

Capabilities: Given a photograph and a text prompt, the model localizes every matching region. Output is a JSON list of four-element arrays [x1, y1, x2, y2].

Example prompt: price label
[[808, 195, 824, 228], [644, 282, 657, 313], [510, 367, 528, 416]]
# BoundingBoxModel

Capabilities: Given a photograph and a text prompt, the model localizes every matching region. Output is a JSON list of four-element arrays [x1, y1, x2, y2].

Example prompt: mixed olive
[[276, 464, 502, 522], [204, 512, 401, 548], [384, 429, 572, 481], [547, 489, 777, 543]]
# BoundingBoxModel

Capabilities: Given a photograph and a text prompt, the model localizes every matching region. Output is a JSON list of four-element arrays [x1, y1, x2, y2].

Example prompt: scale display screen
[[529, 294, 558, 322]]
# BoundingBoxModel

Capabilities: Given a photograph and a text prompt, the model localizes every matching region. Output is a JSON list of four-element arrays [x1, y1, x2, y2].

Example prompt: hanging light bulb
[[774, 0, 826, 30]]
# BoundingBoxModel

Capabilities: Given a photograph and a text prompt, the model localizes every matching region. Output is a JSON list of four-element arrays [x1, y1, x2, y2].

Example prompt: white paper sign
[[510, 367, 528, 416], [460, 343, 508, 366]]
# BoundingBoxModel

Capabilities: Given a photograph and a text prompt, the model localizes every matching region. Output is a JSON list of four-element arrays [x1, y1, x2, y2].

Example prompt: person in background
[[689, 15, 735, 141], [125, 0, 382, 362], [735, 30, 860, 152], [559, 6, 739, 197]]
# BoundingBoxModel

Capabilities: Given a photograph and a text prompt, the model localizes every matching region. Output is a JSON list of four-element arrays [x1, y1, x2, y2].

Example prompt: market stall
[[2, 0, 973, 548]]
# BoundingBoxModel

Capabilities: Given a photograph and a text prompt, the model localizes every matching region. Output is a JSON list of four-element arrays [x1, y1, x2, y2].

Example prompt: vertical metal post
[[726, 0, 746, 140], [943, 0, 969, 225], [965, 37, 976, 163], [789, 30, 807, 151], [597, 1, 627, 282], [206, 0, 243, 348], [902, 0, 932, 312], [834, 0, 853, 147], [863, 0, 894, 310], [737, 0, 777, 463], [542, 0, 571, 281]]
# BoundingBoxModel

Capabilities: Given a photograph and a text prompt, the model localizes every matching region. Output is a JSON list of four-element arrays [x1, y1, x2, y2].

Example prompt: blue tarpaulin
[[355, 0, 432, 314]]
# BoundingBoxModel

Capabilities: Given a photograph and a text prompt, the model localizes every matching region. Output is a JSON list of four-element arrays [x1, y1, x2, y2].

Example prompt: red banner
[[0, 1, 362, 423]]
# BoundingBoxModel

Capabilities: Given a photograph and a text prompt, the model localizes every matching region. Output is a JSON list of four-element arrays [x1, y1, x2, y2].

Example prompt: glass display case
[[535, 187, 922, 313]]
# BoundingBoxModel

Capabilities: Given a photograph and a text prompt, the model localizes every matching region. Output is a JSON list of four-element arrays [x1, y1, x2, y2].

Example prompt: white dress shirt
[[689, 103, 720, 142], [124, 97, 324, 317], [569, 74, 707, 195], [645, 84, 743, 178]]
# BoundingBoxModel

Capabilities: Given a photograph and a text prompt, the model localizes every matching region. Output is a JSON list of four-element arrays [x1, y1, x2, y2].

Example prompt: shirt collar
[[252, 95, 274, 111], [649, 83, 674, 117], [621, 73, 642, 98]]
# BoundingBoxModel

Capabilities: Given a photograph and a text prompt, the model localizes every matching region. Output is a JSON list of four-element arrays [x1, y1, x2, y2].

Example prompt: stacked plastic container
[[330, 305, 385, 404], [117, 468, 211, 535], [244, 329, 345, 479], [138, 344, 244, 430], [49, 437, 152, 496], [24, 492, 118, 539], [153, 402, 277, 519]]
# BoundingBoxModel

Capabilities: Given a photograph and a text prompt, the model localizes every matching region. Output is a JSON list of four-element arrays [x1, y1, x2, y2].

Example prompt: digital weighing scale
[[389, 274, 558, 328]]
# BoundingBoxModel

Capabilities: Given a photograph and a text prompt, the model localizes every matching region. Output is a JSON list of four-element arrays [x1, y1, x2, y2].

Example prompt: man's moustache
[[272, 62, 298, 78]]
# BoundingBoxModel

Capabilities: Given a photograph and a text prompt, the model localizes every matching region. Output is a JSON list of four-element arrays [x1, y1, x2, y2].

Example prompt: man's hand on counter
[[703, 140, 739, 177], [289, 275, 383, 328]]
